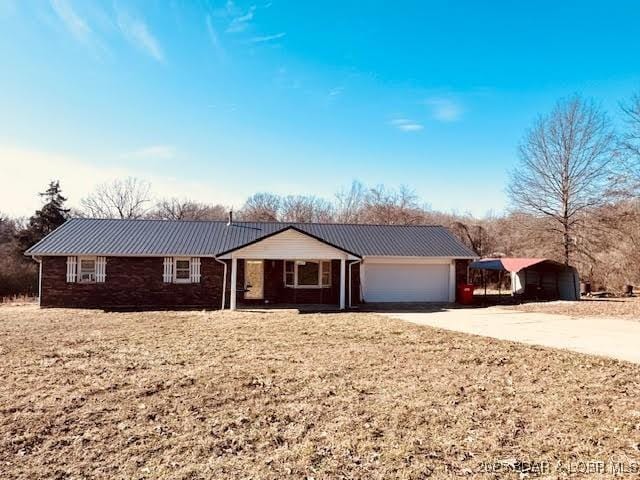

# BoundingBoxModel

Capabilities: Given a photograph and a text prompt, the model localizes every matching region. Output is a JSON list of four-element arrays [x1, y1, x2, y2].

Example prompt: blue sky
[[1, 0, 639, 218]]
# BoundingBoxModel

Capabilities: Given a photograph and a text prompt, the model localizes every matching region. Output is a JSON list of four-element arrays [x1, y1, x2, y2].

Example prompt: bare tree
[[150, 198, 228, 220], [238, 192, 281, 221], [1, 214, 37, 296], [335, 180, 366, 223], [280, 195, 335, 223], [621, 92, 640, 158], [449, 221, 486, 256], [360, 184, 425, 224], [80, 177, 152, 219], [620, 92, 640, 195], [508, 96, 616, 264]]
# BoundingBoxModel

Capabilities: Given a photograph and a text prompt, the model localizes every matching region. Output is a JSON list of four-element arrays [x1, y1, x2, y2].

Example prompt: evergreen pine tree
[[18, 181, 70, 251]]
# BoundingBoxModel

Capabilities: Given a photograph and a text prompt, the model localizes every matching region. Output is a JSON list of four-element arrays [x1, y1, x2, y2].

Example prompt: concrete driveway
[[382, 306, 640, 364]]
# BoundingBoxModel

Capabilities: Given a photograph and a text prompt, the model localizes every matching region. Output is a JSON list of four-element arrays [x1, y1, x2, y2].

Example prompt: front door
[[244, 260, 264, 299]]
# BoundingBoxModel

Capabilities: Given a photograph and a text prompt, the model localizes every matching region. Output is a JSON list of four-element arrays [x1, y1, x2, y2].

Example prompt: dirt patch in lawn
[[1, 305, 639, 479], [506, 297, 640, 319]]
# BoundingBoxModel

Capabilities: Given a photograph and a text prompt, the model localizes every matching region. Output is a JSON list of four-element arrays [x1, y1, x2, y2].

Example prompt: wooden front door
[[244, 260, 264, 299]]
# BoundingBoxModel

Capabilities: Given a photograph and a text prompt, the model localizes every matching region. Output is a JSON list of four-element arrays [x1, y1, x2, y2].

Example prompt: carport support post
[[339, 258, 346, 310], [230, 257, 237, 311]]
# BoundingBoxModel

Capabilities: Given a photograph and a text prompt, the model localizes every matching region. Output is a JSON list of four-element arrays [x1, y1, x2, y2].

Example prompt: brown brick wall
[[41, 256, 224, 309], [41, 256, 362, 309]]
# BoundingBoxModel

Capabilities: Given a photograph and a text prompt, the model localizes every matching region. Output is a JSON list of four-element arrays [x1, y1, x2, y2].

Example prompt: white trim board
[[363, 256, 460, 264], [220, 229, 358, 260]]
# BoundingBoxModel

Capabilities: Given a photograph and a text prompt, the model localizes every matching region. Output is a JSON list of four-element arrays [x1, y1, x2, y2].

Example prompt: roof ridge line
[[68, 217, 445, 228]]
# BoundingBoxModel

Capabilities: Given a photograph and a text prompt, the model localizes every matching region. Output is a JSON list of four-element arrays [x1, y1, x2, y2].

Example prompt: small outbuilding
[[469, 258, 580, 301]]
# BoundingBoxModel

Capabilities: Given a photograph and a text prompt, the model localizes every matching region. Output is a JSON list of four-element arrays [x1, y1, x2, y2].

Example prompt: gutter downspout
[[348, 259, 361, 309], [32, 255, 42, 307], [214, 257, 228, 310]]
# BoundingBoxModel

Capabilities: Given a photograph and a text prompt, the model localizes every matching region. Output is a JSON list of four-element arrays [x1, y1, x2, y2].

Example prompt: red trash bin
[[457, 284, 475, 305]]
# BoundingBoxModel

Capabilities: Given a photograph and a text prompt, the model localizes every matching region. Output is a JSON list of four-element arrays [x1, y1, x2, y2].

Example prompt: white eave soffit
[[218, 229, 359, 260]]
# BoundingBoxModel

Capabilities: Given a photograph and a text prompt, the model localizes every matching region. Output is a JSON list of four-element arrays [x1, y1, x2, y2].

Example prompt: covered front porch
[[216, 227, 361, 310]]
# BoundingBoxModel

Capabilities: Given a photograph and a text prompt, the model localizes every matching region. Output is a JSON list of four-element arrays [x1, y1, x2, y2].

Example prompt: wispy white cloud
[[328, 86, 344, 97], [210, 0, 240, 19], [390, 118, 424, 132], [247, 31, 285, 44], [48, 0, 110, 57], [120, 145, 176, 161], [425, 97, 463, 122], [323, 86, 345, 107], [49, 0, 91, 43], [205, 14, 226, 60], [116, 9, 164, 62], [226, 4, 256, 33]]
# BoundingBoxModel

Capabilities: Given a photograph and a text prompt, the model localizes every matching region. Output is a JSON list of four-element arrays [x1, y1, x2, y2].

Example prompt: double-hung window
[[78, 257, 96, 283], [284, 260, 331, 288], [66, 256, 106, 283], [163, 257, 201, 284], [174, 258, 191, 283]]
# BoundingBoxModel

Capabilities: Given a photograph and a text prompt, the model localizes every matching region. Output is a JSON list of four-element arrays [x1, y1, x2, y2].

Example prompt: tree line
[[2, 93, 640, 298]]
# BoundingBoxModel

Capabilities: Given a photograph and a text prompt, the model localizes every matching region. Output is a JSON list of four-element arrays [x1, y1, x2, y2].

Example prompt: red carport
[[469, 258, 580, 301]]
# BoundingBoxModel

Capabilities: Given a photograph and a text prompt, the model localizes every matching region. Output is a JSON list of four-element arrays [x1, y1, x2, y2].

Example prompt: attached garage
[[362, 259, 455, 303], [27, 219, 477, 310]]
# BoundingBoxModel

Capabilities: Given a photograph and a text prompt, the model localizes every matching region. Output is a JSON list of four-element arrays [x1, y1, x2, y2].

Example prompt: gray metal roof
[[25, 218, 477, 258]]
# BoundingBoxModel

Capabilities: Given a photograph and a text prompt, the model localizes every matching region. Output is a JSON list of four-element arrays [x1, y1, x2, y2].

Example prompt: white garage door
[[363, 263, 450, 302]]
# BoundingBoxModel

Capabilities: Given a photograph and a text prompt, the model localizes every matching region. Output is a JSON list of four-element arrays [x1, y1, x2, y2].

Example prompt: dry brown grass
[[508, 297, 640, 318], [1, 305, 640, 479], [0, 295, 37, 305]]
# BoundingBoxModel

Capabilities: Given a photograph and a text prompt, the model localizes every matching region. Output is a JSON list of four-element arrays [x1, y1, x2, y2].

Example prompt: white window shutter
[[190, 257, 201, 283], [96, 257, 107, 283], [163, 257, 173, 283], [66, 256, 77, 283]]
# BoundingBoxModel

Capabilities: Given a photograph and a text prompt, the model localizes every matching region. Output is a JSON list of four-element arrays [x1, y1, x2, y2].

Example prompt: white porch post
[[230, 257, 238, 311], [339, 258, 346, 310], [449, 260, 456, 303], [36, 257, 42, 307]]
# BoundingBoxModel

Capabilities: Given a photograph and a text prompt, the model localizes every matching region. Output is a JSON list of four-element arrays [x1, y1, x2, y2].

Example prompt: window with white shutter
[[163, 257, 200, 283], [190, 258, 201, 283], [163, 257, 173, 283], [66, 256, 77, 283], [96, 257, 106, 283]]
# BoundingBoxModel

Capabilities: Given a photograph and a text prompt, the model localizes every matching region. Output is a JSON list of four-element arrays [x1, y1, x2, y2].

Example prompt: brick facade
[[40, 256, 362, 310], [41, 256, 225, 309]]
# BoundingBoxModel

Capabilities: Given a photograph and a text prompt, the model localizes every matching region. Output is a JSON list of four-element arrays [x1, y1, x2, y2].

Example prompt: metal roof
[[25, 218, 478, 258], [469, 258, 568, 273]]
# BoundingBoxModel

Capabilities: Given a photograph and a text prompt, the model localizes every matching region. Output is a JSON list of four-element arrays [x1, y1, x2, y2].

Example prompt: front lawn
[[1, 305, 639, 478]]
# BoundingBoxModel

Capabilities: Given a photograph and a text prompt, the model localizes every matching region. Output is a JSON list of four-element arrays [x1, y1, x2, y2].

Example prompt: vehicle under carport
[[469, 258, 580, 301]]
